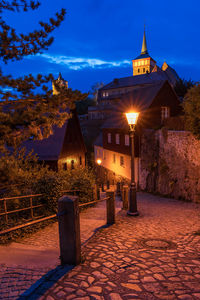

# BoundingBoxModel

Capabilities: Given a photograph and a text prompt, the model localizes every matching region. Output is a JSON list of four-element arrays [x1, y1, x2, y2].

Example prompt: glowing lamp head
[[97, 159, 102, 165], [125, 112, 139, 126]]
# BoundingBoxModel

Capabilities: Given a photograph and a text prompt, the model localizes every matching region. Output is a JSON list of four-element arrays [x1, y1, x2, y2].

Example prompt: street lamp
[[97, 159, 102, 165], [125, 112, 140, 216]]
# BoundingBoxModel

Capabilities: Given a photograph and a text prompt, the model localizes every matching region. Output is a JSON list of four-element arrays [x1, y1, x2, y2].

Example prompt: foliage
[[28, 167, 96, 213], [183, 84, 200, 139], [90, 82, 104, 103], [0, 1, 87, 151], [33, 171, 65, 213], [174, 78, 194, 98], [0, 147, 49, 195], [76, 97, 96, 115]]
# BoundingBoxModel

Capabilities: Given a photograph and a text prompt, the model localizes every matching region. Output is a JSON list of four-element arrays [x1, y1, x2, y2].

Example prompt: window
[[102, 92, 105, 97], [138, 61, 141, 66], [63, 163, 67, 170], [115, 133, 120, 144], [143, 68, 145, 73], [138, 68, 140, 73], [107, 133, 111, 143], [113, 154, 116, 163], [120, 156, 124, 167], [125, 134, 130, 146], [71, 160, 75, 170], [161, 106, 170, 121], [103, 150, 106, 160], [135, 61, 138, 66], [80, 156, 82, 166]]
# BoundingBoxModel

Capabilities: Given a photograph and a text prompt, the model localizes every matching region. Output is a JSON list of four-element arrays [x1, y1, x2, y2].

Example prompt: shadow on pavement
[[18, 265, 73, 300]]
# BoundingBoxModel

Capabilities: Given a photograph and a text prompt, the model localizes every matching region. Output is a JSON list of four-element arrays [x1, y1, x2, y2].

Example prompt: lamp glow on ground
[[125, 111, 140, 216]]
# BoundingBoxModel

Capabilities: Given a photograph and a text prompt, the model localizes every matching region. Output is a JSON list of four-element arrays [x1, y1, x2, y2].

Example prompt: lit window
[[102, 92, 105, 97], [161, 106, 170, 121], [145, 60, 148, 65], [135, 61, 138, 66], [120, 156, 124, 167], [115, 133, 120, 144], [113, 154, 116, 163], [141, 60, 144, 65], [107, 133, 111, 143], [125, 134, 130, 146], [138, 61, 141, 66]]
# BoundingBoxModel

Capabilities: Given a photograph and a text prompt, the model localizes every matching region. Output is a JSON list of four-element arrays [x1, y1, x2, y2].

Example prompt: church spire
[[141, 25, 148, 55]]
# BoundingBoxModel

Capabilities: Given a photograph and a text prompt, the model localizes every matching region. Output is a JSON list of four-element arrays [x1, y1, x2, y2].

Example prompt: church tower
[[132, 28, 156, 76]]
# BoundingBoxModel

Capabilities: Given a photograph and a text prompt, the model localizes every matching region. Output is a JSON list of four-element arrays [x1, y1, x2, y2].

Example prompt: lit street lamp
[[125, 112, 140, 216]]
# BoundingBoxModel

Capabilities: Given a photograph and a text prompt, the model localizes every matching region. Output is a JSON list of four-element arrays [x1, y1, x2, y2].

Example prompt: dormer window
[[161, 106, 170, 121]]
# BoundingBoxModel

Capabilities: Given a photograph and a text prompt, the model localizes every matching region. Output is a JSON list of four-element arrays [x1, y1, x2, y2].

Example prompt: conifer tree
[[0, 1, 87, 151]]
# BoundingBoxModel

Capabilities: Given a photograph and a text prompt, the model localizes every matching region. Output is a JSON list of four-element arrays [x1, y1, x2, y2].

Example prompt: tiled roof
[[99, 72, 169, 91], [101, 81, 166, 130]]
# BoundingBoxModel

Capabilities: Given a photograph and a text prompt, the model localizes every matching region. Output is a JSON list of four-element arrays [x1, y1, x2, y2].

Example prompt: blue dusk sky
[[2, 0, 200, 93]]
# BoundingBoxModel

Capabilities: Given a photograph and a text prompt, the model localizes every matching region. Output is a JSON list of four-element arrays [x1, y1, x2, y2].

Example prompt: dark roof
[[133, 53, 152, 60], [120, 81, 165, 111], [99, 72, 170, 91], [101, 81, 166, 130], [23, 121, 68, 161]]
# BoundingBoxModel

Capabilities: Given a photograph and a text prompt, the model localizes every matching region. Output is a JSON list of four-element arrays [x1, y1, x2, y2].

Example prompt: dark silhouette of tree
[[183, 84, 200, 139], [174, 78, 194, 99], [0, 1, 87, 150]]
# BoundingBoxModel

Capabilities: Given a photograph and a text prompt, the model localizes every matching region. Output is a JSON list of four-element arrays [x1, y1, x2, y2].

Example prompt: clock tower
[[132, 28, 156, 76]]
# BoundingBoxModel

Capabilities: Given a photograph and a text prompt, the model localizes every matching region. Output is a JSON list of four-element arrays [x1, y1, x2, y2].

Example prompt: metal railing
[[0, 187, 99, 236]]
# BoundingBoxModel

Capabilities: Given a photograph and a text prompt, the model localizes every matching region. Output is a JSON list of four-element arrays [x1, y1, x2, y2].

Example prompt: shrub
[[60, 167, 96, 204], [183, 84, 200, 139]]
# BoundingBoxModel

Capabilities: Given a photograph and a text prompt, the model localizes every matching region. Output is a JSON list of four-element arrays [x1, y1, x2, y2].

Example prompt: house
[[23, 74, 86, 171], [89, 29, 179, 119], [24, 109, 86, 171], [94, 80, 181, 185]]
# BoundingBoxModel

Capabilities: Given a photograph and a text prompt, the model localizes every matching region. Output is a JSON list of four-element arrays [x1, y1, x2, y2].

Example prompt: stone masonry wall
[[139, 129, 200, 203]]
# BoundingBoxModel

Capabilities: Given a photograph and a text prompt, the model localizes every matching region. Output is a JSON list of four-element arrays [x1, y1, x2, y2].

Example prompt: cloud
[[37, 54, 131, 70]]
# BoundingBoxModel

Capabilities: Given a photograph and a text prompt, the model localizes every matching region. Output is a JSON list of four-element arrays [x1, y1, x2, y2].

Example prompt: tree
[[0, 1, 87, 151], [183, 84, 200, 139], [90, 82, 104, 104], [174, 78, 194, 99]]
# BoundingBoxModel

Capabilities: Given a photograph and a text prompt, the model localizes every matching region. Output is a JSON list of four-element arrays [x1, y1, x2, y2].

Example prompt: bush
[[183, 84, 200, 139], [31, 167, 96, 213], [60, 167, 96, 204], [33, 171, 65, 214]]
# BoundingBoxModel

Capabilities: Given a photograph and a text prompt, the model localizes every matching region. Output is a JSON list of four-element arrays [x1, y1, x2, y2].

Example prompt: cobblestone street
[[0, 192, 200, 299]]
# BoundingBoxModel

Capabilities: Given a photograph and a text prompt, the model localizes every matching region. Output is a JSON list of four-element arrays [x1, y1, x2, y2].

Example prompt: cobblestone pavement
[[30, 193, 200, 300], [0, 193, 200, 299], [0, 195, 121, 300]]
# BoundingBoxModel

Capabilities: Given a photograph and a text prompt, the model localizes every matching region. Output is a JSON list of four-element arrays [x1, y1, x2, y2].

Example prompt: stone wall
[[139, 129, 200, 203]]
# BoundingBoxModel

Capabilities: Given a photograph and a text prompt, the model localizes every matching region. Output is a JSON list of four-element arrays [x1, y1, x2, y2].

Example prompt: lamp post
[[125, 112, 140, 216], [96, 158, 104, 192]]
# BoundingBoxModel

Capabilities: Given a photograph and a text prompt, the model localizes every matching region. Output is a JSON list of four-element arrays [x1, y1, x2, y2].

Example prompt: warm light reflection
[[125, 112, 139, 125], [97, 159, 102, 165]]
